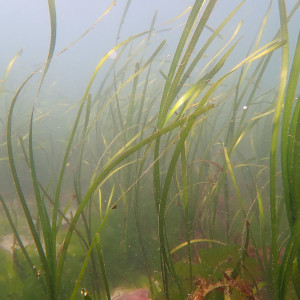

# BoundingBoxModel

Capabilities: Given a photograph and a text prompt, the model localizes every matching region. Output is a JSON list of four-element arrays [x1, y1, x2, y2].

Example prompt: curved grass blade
[[0, 49, 22, 96], [177, 1, 245, 95], [28, 107, 55, 295], [235, 1, 300, 142], [223, 146, 246, 215], [153, 2, 207, 209], [165, 21, 242, 126], [6, 70, 53, 298], [156, 34, 283, 296], [0, 195, 34, 272], [170, 238, 226, 254], [69, 208, 115, 300], [92, 39, 166, 126], [56, 104, 214, 294], [57, 0, 117, 56], [37, 0, 56, 94], [52, 32, 150, 266], [158, 0, 214, 126]]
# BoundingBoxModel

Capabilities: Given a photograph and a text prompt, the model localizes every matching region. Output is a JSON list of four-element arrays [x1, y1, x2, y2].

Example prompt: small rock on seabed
[[112, 288, 148, 300]]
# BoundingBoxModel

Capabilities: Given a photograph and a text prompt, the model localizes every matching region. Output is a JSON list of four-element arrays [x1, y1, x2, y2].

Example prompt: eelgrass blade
[[256, 184, 268, 271], [180, 143, 193, 290], [37, 0, 56, 94], [170, 238, 226, 254], [28, 108, 55, 295], [279, 90, 300, 298], [116, 0, 132, 43], [232, 107, 275, 152], [125, 62, 140, 140], [95, 39, 166, 122], [169, 19, 241, 125], [76, 93, 92, 201], [0, 49, 22, 96], [69, 209, 114, 300], [228, 1, 271, 147], [238, 1, 272, 87], [236, 0, 300, 141], [159, 0, 205, 110], [154, 0, 206, 215], [56, 104, 214, 296], [105, 184, 115, 215], [18, 135, 90, 252], [6, 70, 53, 298], [56, 0, 117, 56], [282, 31, 300, 225], [134, 63, 151, 136], [54, 33, 150, 294], [56, 196, 74, 231], [269, 1, 289, 298], [157, 32, 283, 299], [0, 193, 48, 297], [223, 146, 246, 215], [292, 260, 300, 298], [278, 218, 300, 299], [232, 220, 250, 279], [0, 195, 33, 271], [290, 95, 300, 210], [73, 92, 114, 299], [177, 1, 245, 93], [95, 233, 111, 300], [98, 188, 103, 220], [133, 151, 156, 299], [157, 109, 215, 297], [160, 0, 218, 119]]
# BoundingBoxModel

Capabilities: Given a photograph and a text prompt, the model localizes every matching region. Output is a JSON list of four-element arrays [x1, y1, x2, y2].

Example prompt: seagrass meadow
[[0, 0, 300, 299]]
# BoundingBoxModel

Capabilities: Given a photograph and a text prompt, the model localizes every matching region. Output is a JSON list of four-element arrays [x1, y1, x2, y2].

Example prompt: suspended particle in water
[[81, 288, 88, 296], [243, 105, 248, 110], [81, 289, 92, 299]]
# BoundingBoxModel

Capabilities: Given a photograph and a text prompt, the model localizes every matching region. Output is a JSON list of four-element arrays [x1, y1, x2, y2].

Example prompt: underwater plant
[[0, 0, 300, 299]]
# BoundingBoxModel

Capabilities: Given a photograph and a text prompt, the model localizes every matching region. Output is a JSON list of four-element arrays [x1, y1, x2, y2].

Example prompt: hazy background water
[[1, 0, 299, 100]]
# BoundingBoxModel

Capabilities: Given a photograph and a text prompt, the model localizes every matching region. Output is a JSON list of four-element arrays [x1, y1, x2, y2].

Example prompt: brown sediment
[[111, 288, 149, 300]]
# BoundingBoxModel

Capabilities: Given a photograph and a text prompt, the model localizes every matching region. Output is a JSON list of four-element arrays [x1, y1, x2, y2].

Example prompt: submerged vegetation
[[0, 0, 300, 299]]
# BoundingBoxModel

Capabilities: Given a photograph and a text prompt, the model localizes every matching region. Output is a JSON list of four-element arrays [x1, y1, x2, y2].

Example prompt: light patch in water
[[109, 50, 117, 60]]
